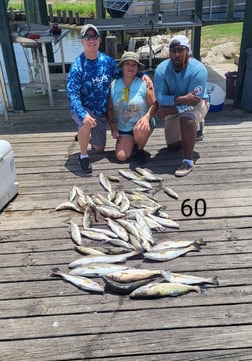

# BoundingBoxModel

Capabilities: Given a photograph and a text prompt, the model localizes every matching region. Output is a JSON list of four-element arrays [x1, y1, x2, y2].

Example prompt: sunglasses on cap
[[169, 46, 187, 54], [82, 34, 99, 41]]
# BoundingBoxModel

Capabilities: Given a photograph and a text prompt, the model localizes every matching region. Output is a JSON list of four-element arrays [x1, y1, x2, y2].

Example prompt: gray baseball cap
[[80, 24, 100, 38]]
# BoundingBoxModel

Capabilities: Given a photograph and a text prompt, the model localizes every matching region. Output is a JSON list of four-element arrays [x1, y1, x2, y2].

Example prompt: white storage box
[[0, 140, 19, 211]]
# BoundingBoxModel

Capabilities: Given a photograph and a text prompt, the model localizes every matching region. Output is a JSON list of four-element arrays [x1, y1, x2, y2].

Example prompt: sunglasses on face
[[82, 34, 99, 41], [169, 46, 187, 54]]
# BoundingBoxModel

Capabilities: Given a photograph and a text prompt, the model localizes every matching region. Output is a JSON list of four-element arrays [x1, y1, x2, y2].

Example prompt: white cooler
[[0, 140, 19, 211]]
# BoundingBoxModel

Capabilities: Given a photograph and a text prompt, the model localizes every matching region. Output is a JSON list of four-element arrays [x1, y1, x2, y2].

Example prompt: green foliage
[[201, 22, 243, 46], [8, 1, 96, 17], [48, 3, 96, 18]]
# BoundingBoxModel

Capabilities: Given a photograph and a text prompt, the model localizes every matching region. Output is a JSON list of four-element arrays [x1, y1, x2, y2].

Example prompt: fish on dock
[[51, 266, 104, 293]]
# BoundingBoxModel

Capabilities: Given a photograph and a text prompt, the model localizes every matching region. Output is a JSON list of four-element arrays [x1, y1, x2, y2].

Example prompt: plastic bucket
[[225, 71, 238, 99]]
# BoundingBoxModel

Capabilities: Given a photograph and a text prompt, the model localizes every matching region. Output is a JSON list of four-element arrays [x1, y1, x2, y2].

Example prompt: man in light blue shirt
[[154, 35, 209, 177]]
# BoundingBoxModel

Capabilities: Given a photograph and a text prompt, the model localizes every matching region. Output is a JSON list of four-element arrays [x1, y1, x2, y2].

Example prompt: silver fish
[[83, 226, 118, 239], [146, 214, 180, 229], [69, 263, 130, 277], [135, 167, 164, 182], [132, 178, 153, 190], [143, 215, 167, 232], [107, 190, 117, 202], [161, 270, 219, 286], [83, 205, 93, 228], [151, 238, 205, 251], [116, 219, 141, 241], [106, 268, 162, 283], [69, 186, 77, 202], [120, 191, 131, 213], [143, 244, 200, 262], [96, 193, 121, 209], [118, 169, 140, 180], [99, 171, 113, 193], [114, 190, 124, 206], [105, 238, 135, 250], [51, 267, 104, 293], [68, 251, 137, 268], [163, 186, 179, 200], [128, 233, 144, 252], [80, 229, 116, 242], [75, 245, 131, 255], [103, 276, 157, 295], [134, 221, 153, 250], [68, 220, 82, 246], [75, 245, 106, 256], [96, 205, 125, 219], [107, 175, 120, 182], [136, 211, 153, 238], [75, 186, 86, 198], [130, 281, 202, 298], [55, 201, 83, 213], [105, 217, 129, 242], [77, 194, 87, 209]]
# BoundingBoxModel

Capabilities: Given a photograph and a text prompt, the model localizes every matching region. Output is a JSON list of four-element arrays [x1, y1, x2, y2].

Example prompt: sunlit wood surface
[[0, 67, 252, 361]]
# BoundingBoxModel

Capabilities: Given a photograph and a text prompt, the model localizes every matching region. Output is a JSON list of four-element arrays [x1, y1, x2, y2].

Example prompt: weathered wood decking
[[0, 67, 252, 361]]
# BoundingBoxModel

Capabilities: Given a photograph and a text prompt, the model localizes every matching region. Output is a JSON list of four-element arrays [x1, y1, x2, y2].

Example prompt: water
[[0, 28, 83, 114]]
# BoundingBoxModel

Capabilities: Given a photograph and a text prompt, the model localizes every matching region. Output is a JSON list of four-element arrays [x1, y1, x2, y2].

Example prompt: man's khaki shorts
[[164, 99, 210, 145]]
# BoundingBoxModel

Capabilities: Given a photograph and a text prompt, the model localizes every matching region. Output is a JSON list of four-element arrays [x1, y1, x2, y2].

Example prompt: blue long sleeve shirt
[[67, 51, 120, 121], [154, 57, 208, 110]]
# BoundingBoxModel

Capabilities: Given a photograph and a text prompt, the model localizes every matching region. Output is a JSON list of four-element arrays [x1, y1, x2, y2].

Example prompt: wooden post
[[68, 10, 74, 25], [75, 12, 80, 25], [48, 4, 54, 22], [0, 0, 25, 111], [23, 0, 54, 63], [193, 0, 203, 61], [105, 36, 117, 59], [24, 0, 49, 25], [235, 0, 252, 104], [96, 0, 106, 19], [56, 10, 61, 23], [62, 10, 67, 24]]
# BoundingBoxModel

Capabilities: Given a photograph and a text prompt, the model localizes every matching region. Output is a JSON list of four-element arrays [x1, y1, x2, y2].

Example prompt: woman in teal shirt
[[108, 52, 157, 165]]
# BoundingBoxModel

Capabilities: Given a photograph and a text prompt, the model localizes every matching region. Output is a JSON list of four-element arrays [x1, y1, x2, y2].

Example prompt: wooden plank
[[1, 325, 252, 361], [0, 302, 251, 340], [0, 284, 251, 318]]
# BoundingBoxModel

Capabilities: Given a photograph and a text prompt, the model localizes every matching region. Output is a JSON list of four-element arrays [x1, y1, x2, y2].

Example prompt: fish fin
[[212, 276, 219, 286], [160, 269, 171, 281], [200, 284, 208, 294]]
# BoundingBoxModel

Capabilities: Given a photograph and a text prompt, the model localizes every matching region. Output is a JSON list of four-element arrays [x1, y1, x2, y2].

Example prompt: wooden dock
[[0, 66, 252, 360]]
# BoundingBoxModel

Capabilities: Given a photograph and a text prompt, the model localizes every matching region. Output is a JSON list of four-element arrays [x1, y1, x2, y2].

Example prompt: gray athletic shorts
[[71, 109, 108, 147]]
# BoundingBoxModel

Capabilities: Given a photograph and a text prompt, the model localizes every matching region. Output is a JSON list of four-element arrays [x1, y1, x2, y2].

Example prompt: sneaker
[[175, 161, 193, 177], [196, 129, 204, 141], [196, 120, 204, 141], [79, 156, 92, 174], [135, 149, 147, 164]]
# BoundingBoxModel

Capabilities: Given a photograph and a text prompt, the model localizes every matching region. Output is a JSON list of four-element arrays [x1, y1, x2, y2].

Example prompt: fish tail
[[51, 266, 61, 276], [196, 237, 206, 246], [192, 243, 201, 251]]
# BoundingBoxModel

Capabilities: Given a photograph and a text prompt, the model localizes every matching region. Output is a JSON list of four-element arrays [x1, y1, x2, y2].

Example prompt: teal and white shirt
[[111, 77, 149, 132]]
